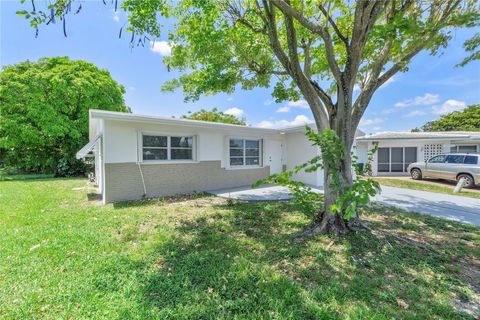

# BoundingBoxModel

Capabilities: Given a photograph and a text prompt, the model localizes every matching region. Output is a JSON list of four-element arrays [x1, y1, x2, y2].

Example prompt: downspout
[[136, 132, 147, 198]]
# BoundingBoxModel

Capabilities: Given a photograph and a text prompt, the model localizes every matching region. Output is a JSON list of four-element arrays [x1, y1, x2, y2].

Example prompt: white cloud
[[359, 118, 384, 126], [287, 100, 310, 109], [276, 106, 290, 113], [382, 108, 397, 114], [257, 115, 311, 129], [150, 41, 172, 56], [223, 107, 244, 117], [403, 110, 427, 118], [432, 99, 466, 115], [227, 97, 233, 101], [263, 99, 274, 106], [372, 127, 382, 132], [394, 93, 440, 108]]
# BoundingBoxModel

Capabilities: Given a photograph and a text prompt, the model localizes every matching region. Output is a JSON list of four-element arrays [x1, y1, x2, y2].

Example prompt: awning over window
[[76, 134, 102, 159]]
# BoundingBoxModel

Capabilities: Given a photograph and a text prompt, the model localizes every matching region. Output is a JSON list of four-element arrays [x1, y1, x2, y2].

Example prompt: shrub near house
[[0, 57, 129, 176]]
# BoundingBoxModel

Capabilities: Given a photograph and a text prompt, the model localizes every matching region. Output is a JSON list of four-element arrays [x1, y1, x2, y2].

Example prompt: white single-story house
[[77, 109, 364, 204], [77, 110, 480, 203], [356, 131, 480, 176]]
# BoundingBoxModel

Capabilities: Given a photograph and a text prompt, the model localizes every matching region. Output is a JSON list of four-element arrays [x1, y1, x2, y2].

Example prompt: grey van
[[407, 153, 480, 188]]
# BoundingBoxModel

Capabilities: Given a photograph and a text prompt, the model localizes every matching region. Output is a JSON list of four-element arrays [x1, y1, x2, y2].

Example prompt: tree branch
[[269, 0, 322, 33], [262, 0, 291, 73], [281, 0, 330, 130], [310, 80, 335, 115], [318, 4, 348, 46], [270, 0, 342, 83]]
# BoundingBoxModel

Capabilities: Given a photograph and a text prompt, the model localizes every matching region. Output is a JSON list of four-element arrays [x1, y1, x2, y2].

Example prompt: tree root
[[362, 224, 430, 250], [293, 213, 430, 251], [293, 211, 349, 243], [346, 216, 370, 232]]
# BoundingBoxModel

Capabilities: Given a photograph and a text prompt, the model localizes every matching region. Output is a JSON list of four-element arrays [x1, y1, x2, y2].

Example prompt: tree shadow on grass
[[112, 193, 214, 209], [116, 200, 478, 319]]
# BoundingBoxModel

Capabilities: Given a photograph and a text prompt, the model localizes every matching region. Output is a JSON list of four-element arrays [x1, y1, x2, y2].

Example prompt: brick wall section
[[104, 161, 270, 203]]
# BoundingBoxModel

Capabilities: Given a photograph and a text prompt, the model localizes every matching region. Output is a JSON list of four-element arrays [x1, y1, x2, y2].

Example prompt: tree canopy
[[18, 0, 480, 234], [417, 104, 480, 132], [0, 57, 129, 176], [182, 108, 246, 125]]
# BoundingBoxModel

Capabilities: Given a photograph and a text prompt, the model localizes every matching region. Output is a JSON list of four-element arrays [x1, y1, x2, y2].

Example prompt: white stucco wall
[[283, 132, 323, 186], [102, 120, 287, 174]]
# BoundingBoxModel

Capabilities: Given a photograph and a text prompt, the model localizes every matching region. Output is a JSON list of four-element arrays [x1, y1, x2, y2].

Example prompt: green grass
[[1, 176, 479, 319], [373, 177, 480, 200], [0, 168, 54, 181]]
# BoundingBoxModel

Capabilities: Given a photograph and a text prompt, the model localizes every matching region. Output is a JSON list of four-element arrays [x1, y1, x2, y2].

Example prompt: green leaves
[[0, 57, 129, 175], [182, 107, 246, 125], [420, 105, 480, 132], [254, 128, 379, 221], [16, 10, 29, 16]]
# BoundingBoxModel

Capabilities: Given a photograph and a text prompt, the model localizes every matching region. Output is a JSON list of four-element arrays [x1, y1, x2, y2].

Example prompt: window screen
[[229, 139, 261, 166], [171, 137, 193, 160], [377, 148, 390, 172], [404, 147, 417, 171], [143, 135, 168, 160], [142, 135, 193, 161], [458, 145, 477, 153], [391, 147, 404, 172]]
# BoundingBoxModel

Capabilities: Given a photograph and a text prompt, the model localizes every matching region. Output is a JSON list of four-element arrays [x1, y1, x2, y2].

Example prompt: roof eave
[[90, 109, 284, 133]]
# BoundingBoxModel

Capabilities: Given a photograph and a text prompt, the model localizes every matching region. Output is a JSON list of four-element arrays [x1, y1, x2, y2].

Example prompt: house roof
[[90, 109, 283, 132], [356, 131, 480, 141], [90, 109, 367, 136]]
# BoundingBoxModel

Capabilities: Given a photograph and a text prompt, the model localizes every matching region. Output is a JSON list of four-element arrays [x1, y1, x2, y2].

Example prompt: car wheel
[[411, 168, 422, 180], [457, 174, 475, 189]]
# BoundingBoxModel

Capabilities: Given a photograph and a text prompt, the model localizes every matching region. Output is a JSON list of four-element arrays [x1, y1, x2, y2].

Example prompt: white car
[[407, 153, 480, 188]]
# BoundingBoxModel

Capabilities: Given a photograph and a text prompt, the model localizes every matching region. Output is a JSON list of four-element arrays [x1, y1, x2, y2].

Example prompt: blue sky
[[1, 1, 479, 133]]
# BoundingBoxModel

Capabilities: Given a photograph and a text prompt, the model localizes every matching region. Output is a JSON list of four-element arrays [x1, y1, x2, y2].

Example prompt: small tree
[[0, 57, 129, 176], [182, 108, 246, 125], [20, 1, 479, 234], [417, 104, 480, 132]]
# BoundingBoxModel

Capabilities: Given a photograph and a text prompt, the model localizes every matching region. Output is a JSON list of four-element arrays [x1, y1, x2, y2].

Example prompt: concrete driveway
[[374, 186, 480, 226], [210, 184, 480, 226]]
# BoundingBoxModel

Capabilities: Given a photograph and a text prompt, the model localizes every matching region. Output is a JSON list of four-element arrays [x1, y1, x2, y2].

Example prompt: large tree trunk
[[296, 89, 360, 239], [297, 148, 353, 238]]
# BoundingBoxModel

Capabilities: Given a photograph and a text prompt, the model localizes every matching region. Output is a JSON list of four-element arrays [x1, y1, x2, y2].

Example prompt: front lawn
[[373, 177, 480, 200], [0, 177, 479, 319]]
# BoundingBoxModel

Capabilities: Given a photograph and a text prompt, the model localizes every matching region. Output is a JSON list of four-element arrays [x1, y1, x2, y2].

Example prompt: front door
[[266, 140, 283, 174]]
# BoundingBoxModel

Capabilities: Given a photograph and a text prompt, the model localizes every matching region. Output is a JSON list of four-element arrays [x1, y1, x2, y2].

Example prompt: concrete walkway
[[374, 186, 480, 226], [209, 185, 294, 201], [210, 184, 480, 226], [209, 185, 325, 201]]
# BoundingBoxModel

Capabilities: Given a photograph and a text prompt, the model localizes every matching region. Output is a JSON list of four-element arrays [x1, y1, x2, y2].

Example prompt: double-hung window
[[229, 138, 261, 167], [142, 134, 193, 161]]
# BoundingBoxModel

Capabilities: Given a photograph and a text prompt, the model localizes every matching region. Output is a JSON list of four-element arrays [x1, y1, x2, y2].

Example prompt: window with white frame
[[142, 135, 193, 161], [450, 145, 478, 154], [229, 138, 261, 167]]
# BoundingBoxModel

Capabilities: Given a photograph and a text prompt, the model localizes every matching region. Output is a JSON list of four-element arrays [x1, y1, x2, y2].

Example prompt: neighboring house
[[356, 131, 480, 176], [77, 109, 364, 203]]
